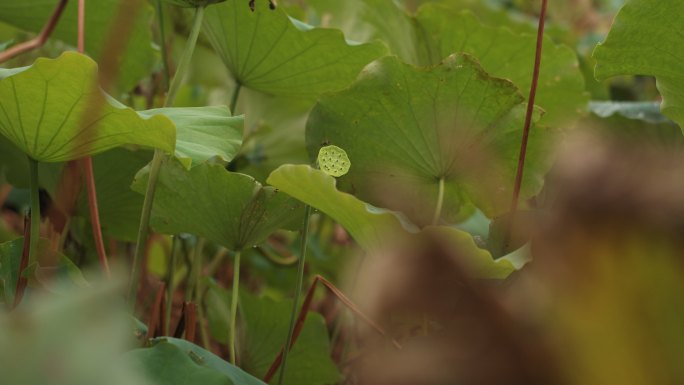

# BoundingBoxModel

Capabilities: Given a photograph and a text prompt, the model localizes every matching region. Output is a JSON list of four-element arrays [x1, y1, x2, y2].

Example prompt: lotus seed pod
[[318, 145, 351, 177]]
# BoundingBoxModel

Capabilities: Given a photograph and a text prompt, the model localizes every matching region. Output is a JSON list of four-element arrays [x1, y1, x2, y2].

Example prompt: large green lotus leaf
[[416, 6, 587, 127], [139, 106, 243, 168], [306, 54, 551, 225], [305, 0, 423, 65], [149, 338, 268, 385], [76, 148, 152, 242], [267, 164, 418, 251], [421, 0, 538, 35], [593, 0, 684, 129], [80, 117, 242, 242], [159, 338, 264, 385], [131, 157, 303, 250], [422, 226, 514, 279], [302, 1, 585, 127], [304, 0, 534, 64], [0, 0, 155, 91], [204, 280, 233, 344], [203, 282, 339, 385], [125, 340, 234, 385], [0, 52, 176, 162], [201, 0, 387, 97], [239, 291, 340, 385], [267, 165, 512, 278]]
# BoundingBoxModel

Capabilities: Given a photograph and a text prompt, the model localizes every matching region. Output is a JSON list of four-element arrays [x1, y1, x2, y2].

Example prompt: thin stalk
[[166, 5, 205, 105], [77, 0, 110, 278], [206, 247, 229, 277], [83, 158, 111, 277], [165, 235, 180, 333], [0, 0, 68, 64], [128, 151, 164, 306], [77, 0, 85, 52], [276, 205, 312, 385], [229, 83, 242, 115], [263, 273, 401, 382], [184, 302, 197, 343], [192, 238, 208, 351], [185, 237, 205, 302], [431, 177, 445, 225], [129, 5, 206, 308], [228, 250, 242, 364], [155, 0, 171, 91], [508, 0, 547, 219], [13, 216, 31, 309], [330, 253, 365, 355], [145, 282, 166, 339], [28, 158, 41, 264], [197, 301, 211, 349], [256, 244, 298, 266]]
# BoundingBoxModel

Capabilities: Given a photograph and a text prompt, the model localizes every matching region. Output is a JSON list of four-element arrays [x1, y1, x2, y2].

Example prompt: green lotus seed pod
[[163, 0, 226, 8], [318, 145, 351, 177]]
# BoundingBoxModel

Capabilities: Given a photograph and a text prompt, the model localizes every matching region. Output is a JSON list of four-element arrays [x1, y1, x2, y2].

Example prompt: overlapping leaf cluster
[[0, 0, 608, 383]]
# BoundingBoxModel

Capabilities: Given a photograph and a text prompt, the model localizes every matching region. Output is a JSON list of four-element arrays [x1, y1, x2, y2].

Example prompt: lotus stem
[[277, 205, 312, 385], [129, 5, 206, 309], [229, 250, 242, 364], [27, 157, 41, 263]]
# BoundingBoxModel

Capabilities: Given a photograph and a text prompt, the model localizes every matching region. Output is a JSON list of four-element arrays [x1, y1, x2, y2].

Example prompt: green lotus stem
[[128, 151, 163, 307], [167, 5, 205, 104], [206, 247, 229, 278], [128, 5, 207, 309], [256, 245, 298, 266], [277, 205, 313, 385], [165, 235, 180, 332], [185, 237, 205, 302], [28, 157, 40, 263], [155, 0, 171, 91], [431, 177, 445, 225], [197, 300, 211, 349], [191, 237, 210, 350], [229, 82, 242, 114], [229, 250, 242, 364]]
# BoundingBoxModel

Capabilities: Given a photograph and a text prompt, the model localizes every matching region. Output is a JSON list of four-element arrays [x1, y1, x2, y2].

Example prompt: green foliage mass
[[1, 0, 679, 384]]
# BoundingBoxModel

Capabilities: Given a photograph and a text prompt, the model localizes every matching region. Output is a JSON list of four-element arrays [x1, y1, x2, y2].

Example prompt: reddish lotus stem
[[78, 0, 85, 53], [145, 282, 167, 339], [263, 275, 400, 382], [0, 185, 12, 208], [13, 216, 32, 310], [77, 0, 110, 278], [507, 0, 547, 241], [83, 157, 111, 278], [184, 302, 198, 343], [0, 0, 69, 64], [173, 301, 187, 338]]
